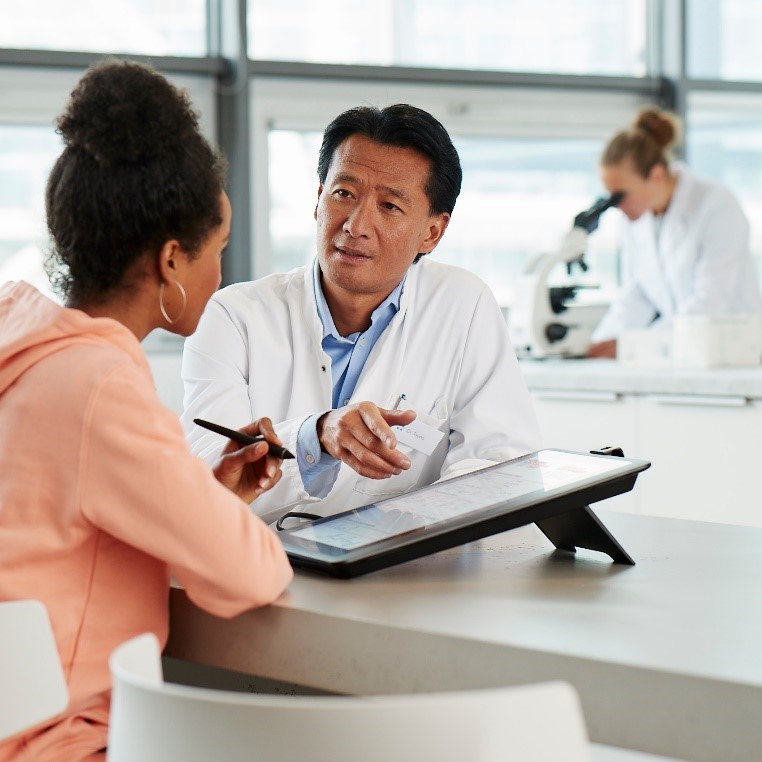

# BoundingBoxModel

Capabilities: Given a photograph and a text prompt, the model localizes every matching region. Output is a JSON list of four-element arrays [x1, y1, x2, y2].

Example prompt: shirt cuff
[[296, 413, 340, 499]]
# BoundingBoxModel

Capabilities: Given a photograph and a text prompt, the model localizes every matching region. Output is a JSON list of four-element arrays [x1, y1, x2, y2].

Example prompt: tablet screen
[[289, 450, 632, 552]]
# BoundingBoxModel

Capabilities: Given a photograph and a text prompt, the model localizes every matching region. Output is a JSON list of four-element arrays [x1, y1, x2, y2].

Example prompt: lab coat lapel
[[657, 167, 691, 283], [324, 264, 417, 498], [348, 263, 417, 409], [631, 214, 674, 317], [295, 262, 333, 413]]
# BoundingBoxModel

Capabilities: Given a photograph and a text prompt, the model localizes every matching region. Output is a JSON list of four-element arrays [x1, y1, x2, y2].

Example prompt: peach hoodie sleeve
[[77, 361, 293, 618]]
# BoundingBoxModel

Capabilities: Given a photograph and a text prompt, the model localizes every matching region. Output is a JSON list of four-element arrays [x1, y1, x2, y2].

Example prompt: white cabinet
[[531, 387, 762, 527], [531, 390, 639, 514], [636, 395, 762, 526]]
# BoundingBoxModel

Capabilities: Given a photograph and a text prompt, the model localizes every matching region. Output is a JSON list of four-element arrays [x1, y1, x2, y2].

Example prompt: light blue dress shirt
[[297, 259, 405, 497]]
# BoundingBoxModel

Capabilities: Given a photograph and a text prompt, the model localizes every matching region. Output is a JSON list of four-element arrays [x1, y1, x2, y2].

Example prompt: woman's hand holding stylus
[[212, 418, 284, 502]]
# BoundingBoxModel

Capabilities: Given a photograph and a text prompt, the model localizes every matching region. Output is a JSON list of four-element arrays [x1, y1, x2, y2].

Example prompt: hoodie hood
[[0, 281, 149, 397]]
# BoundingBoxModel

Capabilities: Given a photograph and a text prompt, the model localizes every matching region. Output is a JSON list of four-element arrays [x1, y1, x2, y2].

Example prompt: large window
[[249, 0, 647, 76], [267, 130, 322, 275], [687, 91, 762, 278], [685, 2, 762, 280], [0, 126, 61, 297], [254, 79, 639, 305], [439, 137, 620, 305], [0, 0, 207, 56], [687, 0, 762, 80], [7, 0, 762, 306], [0, 68, 216, 299]]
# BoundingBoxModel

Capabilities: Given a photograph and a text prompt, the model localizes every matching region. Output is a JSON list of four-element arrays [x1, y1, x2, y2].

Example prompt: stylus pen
[[193, 418, 295, 460]]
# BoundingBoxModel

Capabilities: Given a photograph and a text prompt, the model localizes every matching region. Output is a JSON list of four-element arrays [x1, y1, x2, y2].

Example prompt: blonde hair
[[601, 107, 682, 178]]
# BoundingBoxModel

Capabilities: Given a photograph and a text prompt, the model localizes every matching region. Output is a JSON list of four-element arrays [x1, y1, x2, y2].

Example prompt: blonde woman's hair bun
[[634, 108, 681, 152], [601, 106, 682, 177]]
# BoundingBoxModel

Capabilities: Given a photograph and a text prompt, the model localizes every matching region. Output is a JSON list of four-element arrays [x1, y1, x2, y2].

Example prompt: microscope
[[509, 192, 624, 358]]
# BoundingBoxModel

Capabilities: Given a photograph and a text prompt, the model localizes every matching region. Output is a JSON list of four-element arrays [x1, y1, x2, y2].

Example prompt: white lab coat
[[181, 258, 541, 524], [592, 165, 762, 341]]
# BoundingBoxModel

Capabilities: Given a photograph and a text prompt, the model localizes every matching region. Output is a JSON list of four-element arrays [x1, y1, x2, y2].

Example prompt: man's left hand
[[317, 402, 417, 479]]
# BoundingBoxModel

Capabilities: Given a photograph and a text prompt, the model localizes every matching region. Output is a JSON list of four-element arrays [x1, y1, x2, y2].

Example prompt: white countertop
[[519, 358, 762, 398], [167, 511, 762, 762]]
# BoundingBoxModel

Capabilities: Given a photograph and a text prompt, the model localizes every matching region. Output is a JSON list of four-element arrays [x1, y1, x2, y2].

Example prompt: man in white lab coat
[[181, 104, 541, 524], [589, 107, 762, 358]]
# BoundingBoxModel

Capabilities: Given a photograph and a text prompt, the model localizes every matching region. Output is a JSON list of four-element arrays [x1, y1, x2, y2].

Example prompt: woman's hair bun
[[45, 59, 225, 304], [56, 59, 200, 165], [633, 107, 680, 150]]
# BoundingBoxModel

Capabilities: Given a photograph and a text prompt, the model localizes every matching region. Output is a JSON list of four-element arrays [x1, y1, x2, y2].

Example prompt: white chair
[[0, 599, 69, 741], [108, 632, 591, 761]]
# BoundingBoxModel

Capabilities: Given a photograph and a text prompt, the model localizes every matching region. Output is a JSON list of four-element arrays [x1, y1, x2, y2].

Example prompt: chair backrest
[[108, 633, 590, 762], [0, 599, 69, 741]]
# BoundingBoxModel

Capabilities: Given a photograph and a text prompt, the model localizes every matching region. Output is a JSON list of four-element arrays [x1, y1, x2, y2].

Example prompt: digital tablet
[[279, 449, 650, 578]]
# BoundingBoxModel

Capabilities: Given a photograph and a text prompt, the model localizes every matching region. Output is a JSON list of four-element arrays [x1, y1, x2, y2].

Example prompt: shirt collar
[[312, 257, 406, 342]]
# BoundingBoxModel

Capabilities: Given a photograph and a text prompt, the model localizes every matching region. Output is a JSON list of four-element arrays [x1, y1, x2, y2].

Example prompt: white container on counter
[[672, 314, 762, 369]]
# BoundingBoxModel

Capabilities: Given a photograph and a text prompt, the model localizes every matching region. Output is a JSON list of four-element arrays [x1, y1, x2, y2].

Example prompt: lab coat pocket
[[351, 398, 449, 499]]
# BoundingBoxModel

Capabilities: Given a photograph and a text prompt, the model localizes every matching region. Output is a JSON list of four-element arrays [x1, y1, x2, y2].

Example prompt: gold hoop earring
[[159, 281, 187, 325]]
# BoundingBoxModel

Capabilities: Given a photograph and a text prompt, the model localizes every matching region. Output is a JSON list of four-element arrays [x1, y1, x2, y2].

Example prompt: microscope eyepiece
[[573, 191, 624, 233], [608, 191, 625, 207]]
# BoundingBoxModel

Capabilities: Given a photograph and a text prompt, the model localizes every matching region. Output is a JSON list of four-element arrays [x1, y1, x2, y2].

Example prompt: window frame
[[2, 0, 762, 288]]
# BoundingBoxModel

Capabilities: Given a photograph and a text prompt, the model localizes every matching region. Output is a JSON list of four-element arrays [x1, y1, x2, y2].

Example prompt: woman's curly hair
[[44, 59, 227, 303]]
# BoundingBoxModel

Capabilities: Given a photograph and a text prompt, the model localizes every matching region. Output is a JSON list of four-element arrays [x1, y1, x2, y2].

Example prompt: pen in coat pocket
[[193, 418, 295, 460]]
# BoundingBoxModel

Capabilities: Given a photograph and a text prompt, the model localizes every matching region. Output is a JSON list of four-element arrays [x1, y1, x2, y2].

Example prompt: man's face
[[315, 134, 449, 307]]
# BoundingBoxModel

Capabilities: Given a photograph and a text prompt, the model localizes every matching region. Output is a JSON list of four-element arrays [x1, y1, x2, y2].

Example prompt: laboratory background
[[4, 3, 762, 762], [4, 0, 761, 530], [3, 1, 762, 528]]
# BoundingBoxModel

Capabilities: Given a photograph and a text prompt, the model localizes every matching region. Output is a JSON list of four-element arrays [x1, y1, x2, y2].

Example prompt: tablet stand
[[281, 447, 647, 577], [536, 502, 635, 564]]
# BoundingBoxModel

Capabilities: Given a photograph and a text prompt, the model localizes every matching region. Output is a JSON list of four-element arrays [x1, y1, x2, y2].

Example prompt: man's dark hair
[[317, 104, 462, 217], [45, 59, 227, 303]]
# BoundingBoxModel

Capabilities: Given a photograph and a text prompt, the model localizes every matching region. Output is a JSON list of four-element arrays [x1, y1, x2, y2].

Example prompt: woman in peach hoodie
[[0, 61, 293, 760]]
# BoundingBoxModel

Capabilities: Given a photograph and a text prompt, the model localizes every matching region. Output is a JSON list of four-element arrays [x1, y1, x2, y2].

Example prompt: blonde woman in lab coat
[[587, 107, 762, 358]]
